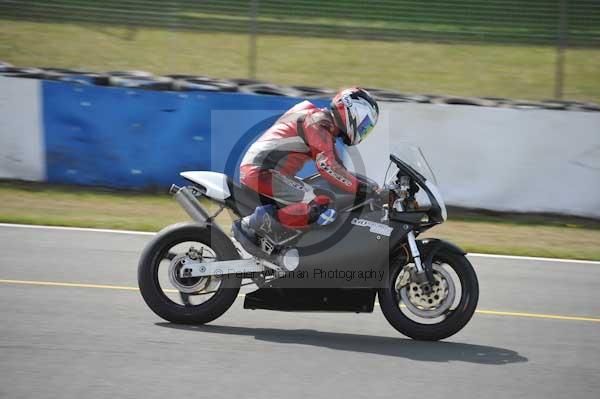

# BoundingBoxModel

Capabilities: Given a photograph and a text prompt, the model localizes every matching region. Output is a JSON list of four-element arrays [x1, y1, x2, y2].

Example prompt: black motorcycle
[[138, 147, 479, 341]]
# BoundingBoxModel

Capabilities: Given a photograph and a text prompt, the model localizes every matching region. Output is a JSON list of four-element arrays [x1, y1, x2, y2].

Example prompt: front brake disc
[[399, 263, 456, 319]]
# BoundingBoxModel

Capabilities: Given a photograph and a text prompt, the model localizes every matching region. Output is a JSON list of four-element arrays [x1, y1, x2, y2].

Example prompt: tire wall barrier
[[1, 76, 599, 218]]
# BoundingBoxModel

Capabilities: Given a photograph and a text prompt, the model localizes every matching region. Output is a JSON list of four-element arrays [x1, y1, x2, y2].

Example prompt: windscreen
[[384, 145, 438, 186]]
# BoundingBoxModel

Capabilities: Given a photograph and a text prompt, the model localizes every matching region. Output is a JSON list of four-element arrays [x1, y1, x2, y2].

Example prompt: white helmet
[[330, 87, 379, 146]]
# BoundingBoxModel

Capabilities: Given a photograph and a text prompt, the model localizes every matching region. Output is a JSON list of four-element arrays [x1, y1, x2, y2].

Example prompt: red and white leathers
[[240, 100, 366, 229]]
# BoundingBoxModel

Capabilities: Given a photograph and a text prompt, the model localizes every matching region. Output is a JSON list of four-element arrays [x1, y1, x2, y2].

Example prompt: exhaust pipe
[[170, 185, 211, 226]]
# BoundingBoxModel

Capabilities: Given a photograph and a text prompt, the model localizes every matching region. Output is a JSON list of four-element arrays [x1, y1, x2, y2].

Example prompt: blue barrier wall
[[42, 81, 329, 189]]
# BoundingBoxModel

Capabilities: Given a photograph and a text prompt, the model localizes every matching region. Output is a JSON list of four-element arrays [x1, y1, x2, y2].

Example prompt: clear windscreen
[[384, 145, 438, 186]]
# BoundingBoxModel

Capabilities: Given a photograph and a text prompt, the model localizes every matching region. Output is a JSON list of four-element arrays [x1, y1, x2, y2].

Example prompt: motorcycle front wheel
[[378, 248, 479, 341], [138, 222, 242, 324]]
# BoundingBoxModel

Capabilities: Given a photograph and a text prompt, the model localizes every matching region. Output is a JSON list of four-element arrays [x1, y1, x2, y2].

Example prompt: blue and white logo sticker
[[317, 208, 337, 225], [341, 94, 353, 108]]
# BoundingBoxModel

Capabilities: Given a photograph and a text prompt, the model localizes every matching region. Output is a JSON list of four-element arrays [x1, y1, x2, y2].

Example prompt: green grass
[[1, 182, 599, 261], [3, 0, 599, 45], [1, 20, 600, 102]]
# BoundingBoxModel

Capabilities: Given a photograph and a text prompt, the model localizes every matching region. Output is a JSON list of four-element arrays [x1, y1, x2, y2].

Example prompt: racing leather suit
[[240, 100, 371, 228]]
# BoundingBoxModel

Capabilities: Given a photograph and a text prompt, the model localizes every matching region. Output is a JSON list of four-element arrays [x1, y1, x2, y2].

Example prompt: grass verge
[[1, 20, 599, 102], [1, 182, 599, 261]]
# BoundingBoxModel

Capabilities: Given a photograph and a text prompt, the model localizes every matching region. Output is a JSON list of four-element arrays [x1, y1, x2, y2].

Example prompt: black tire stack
[[1, 60, 598, 111]]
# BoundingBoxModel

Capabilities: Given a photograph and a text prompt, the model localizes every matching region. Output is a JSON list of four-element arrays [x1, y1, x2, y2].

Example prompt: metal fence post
[[249, 0, 258, 80], [555, 0, 568, 99]]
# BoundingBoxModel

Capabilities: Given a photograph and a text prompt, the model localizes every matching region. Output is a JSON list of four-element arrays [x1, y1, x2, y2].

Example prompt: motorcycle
[[138, 147, 479, 341]]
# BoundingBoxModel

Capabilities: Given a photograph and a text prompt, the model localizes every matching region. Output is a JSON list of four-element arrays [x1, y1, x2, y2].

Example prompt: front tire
[[138, 222, 242, 324], [378, 249, 479, 341]]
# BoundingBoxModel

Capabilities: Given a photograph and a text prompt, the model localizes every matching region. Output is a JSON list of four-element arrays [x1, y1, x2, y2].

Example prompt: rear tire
[[138, 222, 242, 324], [378, 249, 479, 341]]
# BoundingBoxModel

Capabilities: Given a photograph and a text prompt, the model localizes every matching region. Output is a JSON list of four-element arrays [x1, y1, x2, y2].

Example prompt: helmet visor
[[356, 115, 375, 143]]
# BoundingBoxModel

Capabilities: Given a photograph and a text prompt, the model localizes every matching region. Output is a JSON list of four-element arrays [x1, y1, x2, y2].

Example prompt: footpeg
[[233, 221, 278, 260], [232, 221, 300, 272]]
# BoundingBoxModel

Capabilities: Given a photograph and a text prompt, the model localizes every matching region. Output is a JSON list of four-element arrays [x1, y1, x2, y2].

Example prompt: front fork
[[394, 199, 435, 289], [406, 232, 435, 289], [407, 230, 424, 274]]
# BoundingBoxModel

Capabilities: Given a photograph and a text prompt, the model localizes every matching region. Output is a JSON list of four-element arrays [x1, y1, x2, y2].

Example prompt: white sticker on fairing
[[342, 93, 353, 108], [351, 218, 393, 237]]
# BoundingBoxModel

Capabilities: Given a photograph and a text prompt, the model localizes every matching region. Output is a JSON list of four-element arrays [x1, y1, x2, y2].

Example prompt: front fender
[[417, 238, 467, 260], [417, 238, 467, 283]]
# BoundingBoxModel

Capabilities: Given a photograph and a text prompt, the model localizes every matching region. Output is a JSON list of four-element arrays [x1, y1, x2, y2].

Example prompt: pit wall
[[1, 77, 599, 218]]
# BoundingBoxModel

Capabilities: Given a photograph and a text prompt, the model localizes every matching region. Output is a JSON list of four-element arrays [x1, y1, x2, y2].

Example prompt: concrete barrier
[[0, 77, 45, 181], [350, 103, 600, 218]]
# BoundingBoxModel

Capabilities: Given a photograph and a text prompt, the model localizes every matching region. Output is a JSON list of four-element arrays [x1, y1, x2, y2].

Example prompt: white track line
[[1, 222, 599, 265], [0, 223, 155, 236], [466, 253, 600, 265]]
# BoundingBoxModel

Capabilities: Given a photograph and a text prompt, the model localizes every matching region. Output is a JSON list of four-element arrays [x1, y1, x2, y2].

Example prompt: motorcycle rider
[[239, 87, 380, 241]]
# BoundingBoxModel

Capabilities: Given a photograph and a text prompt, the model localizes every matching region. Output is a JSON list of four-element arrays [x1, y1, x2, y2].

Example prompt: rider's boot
[[233, 203, 337, 271], [239, 205, 289, 244]]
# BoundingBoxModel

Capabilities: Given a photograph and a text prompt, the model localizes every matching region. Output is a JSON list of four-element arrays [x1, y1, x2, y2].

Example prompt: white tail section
[[180, 171, 231, 200]]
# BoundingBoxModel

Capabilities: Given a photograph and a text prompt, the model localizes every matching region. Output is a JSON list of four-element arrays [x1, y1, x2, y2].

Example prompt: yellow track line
[[474, 309, 600, 323], [0, 279, 139, 291], [0, 279, 178, 293], [1, 278, 599, 323]]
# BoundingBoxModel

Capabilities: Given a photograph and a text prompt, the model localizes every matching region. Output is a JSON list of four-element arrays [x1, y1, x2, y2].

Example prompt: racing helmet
[[330, 87, 379, 146]]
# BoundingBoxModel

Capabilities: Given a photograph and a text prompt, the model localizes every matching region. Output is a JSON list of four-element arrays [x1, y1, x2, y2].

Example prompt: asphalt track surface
[[1, 224, 599, 399]]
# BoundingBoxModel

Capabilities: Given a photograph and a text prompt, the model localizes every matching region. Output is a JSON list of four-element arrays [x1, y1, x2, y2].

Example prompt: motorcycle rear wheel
[[378, 249, 479, 341], [138, 222, 242, 324]]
